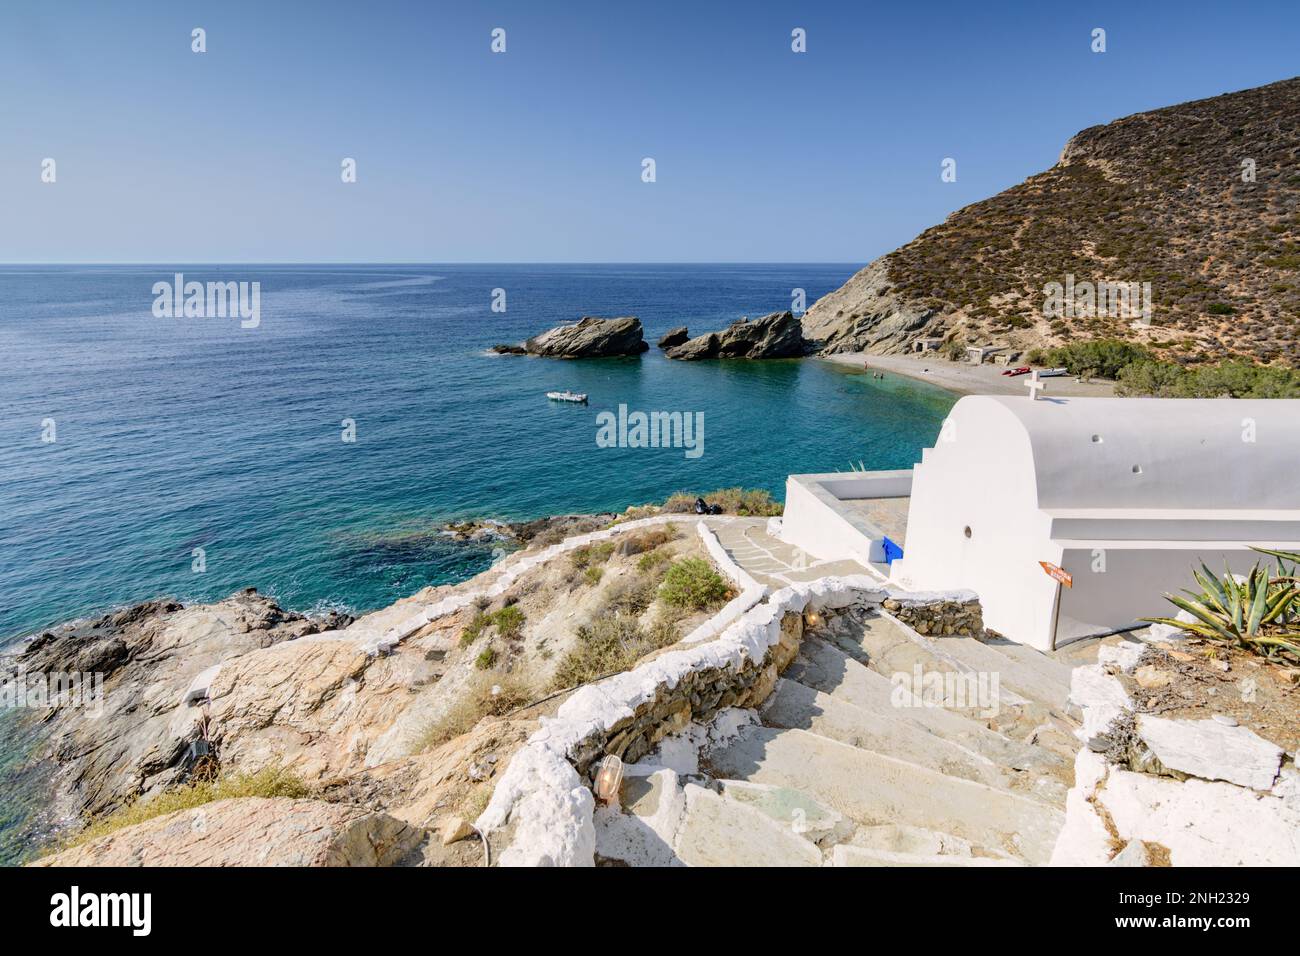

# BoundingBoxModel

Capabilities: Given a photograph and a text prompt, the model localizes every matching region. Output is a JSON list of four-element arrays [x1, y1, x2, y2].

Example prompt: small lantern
[[593, 755, 624, 806], [804, 609, 822, 628]]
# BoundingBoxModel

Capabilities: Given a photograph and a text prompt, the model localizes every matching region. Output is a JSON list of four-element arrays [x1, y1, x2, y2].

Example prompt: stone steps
[[713, 779, 854, 847], [598, 595, 1083, 867], [673, 783, 824, 867], [594, 768, 828, 867], [785, 637, 1066, 777], [704, 724, 1065, 864], [828, 608, 1073, 713], [762, 677, 1014, 791]]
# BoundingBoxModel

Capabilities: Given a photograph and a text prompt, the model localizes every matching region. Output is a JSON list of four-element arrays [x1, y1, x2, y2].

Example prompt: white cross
[[1025, 370, 1046, 401]]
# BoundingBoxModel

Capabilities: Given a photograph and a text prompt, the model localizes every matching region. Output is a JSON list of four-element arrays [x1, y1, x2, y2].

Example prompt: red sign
[[1039, 561, 1073, 588]]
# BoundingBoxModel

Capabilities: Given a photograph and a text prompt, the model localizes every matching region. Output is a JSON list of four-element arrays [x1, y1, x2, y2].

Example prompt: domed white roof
[[959, 397, 1300, 512]]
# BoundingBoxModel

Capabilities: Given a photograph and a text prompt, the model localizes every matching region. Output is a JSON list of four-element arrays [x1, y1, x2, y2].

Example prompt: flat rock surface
[[34, 797, 424, 867], [1135, 715, 1283, 790], [673, 783, 822, 867]]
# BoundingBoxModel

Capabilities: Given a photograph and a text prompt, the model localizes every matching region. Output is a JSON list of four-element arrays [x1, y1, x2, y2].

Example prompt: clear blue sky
[[2, 0, 1297, 263]]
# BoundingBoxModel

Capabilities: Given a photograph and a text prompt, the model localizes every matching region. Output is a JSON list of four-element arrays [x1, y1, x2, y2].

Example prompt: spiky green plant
[[1141, 558, 1300, 663]]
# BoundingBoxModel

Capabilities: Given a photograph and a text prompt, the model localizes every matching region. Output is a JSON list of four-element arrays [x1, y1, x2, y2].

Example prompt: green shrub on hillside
[[1117, 359, 1300, 398], [637, 548, 671, 572], [1044, 339, 1152, 379], [460, 605, 525, 646], [570, 541, 616, 570], [659, 558, 731, 610]]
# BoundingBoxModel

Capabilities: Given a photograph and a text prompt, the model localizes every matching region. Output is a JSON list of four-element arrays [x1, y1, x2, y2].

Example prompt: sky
[[1, 0, 1297, 263]]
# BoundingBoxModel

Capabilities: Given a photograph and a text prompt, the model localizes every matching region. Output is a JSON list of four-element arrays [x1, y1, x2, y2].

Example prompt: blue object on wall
[[881, 536, 904, 565]]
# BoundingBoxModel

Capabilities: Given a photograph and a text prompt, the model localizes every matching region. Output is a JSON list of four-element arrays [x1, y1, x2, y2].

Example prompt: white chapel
[[780, 396, 1300, 650]]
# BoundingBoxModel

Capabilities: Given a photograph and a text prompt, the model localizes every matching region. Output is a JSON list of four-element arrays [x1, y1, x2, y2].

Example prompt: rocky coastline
[[0, 501, 738, 865]]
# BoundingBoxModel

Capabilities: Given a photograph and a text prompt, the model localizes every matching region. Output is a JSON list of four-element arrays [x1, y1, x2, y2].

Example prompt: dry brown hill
[[803, 77, 1300, 366]]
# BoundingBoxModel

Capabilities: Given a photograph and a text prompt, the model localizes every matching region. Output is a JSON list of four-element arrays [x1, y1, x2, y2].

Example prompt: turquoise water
[[0, 264, 955, 643]]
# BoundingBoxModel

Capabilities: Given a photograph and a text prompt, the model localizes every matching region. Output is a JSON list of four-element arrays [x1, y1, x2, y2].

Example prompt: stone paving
[[710, 518, 879, 589]]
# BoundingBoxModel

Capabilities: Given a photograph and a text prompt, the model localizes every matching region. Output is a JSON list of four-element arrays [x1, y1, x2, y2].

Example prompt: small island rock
[[657, 326, 690, 349], [665, 311, 805, 361], [522, 316, 649, 358]]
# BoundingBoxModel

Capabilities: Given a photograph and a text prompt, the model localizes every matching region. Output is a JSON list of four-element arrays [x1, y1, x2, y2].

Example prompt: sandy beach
[[823, 352, 1117, 397]]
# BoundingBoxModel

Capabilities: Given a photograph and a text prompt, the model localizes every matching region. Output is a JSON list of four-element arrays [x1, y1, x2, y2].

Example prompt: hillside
[[803, 77, 1300, 366]]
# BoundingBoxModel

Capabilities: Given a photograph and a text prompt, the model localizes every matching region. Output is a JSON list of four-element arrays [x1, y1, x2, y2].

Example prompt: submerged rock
[[665, 311, 805, 360], [521, 316, 649, 358]]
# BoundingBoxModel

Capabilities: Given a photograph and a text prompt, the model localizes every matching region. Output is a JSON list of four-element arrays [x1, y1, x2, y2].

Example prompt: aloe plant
[[1141, 559, 1300, 663]]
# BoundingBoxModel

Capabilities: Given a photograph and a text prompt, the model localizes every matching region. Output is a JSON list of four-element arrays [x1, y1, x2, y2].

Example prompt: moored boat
[[547, 390, 588, 403]]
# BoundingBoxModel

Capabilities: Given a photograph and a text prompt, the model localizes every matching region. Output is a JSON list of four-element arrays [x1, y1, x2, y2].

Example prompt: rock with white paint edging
[[1135, 715, 1283, 791], [1097, 641, 1146, 673], [1048, 750, 1114, 866], [1069, 664, 1132, 742]]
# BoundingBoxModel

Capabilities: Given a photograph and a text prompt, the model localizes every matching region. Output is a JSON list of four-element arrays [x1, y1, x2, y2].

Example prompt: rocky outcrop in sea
[[494, 316, 649, 358], [656, 326, 690, 349], [664, 311, 805, 360]]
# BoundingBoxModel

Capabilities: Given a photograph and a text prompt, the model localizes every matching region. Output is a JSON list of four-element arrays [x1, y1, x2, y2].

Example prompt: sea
[[0, 263, 956, 644]]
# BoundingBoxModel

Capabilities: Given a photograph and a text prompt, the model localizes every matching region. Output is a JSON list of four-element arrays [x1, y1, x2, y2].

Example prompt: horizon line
[[0, 260, 866, 267]]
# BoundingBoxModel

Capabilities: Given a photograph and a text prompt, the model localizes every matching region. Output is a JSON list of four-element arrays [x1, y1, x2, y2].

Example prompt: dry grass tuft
[[416, 671, 537, 752], [66, 766, 310, 848], [662, 488, 783, 517]]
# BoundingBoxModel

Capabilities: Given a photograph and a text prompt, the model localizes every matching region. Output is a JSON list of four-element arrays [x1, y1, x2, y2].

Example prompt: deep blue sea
[[0, 264, 955, 645]]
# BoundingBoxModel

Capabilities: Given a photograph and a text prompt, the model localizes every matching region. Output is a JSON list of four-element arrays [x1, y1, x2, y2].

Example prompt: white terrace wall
[[782, 471, 912, 566], [477, 574, 887, 865]]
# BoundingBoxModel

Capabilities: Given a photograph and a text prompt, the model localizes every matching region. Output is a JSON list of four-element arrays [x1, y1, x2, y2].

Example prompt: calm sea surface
[[0, 263, 955, 644]]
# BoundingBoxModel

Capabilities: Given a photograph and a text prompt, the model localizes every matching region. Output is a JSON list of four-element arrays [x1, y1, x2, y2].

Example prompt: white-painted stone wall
[[477, 574, 888, 866]]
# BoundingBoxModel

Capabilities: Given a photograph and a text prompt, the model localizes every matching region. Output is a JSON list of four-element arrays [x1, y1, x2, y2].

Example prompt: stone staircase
[[594, 602, 1090, 866]]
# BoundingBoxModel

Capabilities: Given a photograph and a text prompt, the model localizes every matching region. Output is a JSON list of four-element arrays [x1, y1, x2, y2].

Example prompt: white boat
[[547, 390, 588, 403], [1037, 367, 1069, 377]]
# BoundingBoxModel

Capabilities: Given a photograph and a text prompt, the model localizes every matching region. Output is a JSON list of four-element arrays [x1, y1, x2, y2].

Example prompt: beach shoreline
[[822, 351, 1118, 397]]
